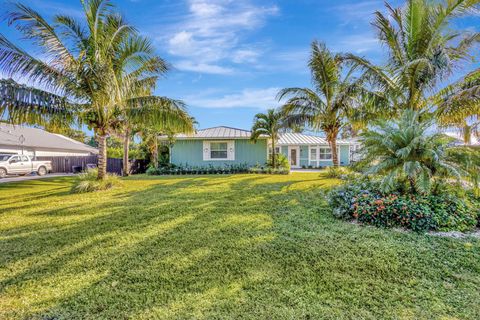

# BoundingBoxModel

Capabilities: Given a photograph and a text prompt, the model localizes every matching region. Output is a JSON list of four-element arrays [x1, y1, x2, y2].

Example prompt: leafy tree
[[250, 109, 284, 168], [360, 110, 463, 194], [0, 0, 192, 179], [278, 41, 370, 166]]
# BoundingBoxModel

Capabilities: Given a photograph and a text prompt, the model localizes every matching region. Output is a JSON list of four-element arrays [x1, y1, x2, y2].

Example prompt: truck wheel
[[37, 166, 47, 176], [0, 168, 6, 178]]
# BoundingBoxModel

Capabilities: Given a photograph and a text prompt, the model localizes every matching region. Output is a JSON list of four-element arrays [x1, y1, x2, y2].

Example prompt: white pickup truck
[[0, 154, 52, 178]]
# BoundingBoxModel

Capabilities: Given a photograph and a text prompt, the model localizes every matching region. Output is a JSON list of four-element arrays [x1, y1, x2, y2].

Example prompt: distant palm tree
[[345, 0, 480, 113], [251, 109, 284, 168], [278, 41, 370, 167], [0, 0, 193, 179], [361, 110, 462, 194]]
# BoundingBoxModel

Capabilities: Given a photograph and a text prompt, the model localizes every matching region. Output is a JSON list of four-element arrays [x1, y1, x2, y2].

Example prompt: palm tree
[[345, 0, 480, 113], [436, 69, 480, 138], [360, 110, 462, 194], [250, 109, 284, 168], [0, 0, 192, 180], [120, 97, 193, 175], [277, 41, 368, 167]]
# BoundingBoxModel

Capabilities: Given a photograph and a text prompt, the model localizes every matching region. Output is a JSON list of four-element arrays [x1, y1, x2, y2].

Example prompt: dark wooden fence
[[36, 156, 148, 175]]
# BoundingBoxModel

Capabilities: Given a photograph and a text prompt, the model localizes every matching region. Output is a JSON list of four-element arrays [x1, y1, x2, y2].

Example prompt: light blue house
[[162, 126, 359, 168], [163, 126, 268, 167]]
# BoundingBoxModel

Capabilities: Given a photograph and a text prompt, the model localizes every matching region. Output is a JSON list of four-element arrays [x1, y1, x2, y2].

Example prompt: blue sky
[[1, 0, 479, 131]]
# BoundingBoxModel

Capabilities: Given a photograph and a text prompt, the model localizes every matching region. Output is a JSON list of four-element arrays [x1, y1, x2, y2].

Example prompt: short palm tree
[[0, 0, 193, 179], [360, 110, 462, 194], [345, 0, 480, 113], [278, 41, 368, 167], [250, 108, 284, 168]]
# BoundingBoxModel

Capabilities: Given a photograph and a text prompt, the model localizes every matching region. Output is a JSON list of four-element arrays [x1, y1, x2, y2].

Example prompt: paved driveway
[[0, 173, 73, 184]]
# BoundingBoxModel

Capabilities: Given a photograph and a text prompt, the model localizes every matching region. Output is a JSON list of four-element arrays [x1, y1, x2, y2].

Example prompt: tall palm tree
[[436, 68, 480, 137], [0, 0, 192, 179], [250, 108, 284, 168], [345, 0, 480, 113], [360, 110, 463, 194], [277, 41, 368, 167]]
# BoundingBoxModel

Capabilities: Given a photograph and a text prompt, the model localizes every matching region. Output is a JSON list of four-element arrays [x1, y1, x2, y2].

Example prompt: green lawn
[[1, 173, 479, 319]]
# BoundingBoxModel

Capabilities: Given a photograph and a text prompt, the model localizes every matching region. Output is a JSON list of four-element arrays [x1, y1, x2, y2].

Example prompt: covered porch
[[274, 133, 356, 168]]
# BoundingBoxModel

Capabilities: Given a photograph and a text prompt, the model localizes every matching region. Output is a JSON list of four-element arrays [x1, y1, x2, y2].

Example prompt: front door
[[289, 146, 300, 168]]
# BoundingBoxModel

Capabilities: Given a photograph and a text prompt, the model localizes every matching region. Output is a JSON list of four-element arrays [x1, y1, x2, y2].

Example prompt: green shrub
[[145, 163, 250, 175], [71, 169, 122, 193], [328, 179, 478, 232], [276, 153, 290, 172], [324, 166, 355, 179], [327, 178, 382, 220], [427, 194, 477, 232]]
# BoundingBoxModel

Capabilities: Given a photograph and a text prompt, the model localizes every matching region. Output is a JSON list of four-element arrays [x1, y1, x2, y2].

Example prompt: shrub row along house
[[161, 126, 359, 168]]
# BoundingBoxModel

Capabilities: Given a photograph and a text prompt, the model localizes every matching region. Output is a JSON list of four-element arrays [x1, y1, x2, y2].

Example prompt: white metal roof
[[0, 123, 98, 154], [277, 133, 352, 146], [164, 126, 266, 140]]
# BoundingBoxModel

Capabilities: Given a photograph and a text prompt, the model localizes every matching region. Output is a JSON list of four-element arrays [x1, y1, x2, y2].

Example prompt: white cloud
[[175, 61, 234, 75], [166, 0, 278, 73], [186, 87, 281, 109]]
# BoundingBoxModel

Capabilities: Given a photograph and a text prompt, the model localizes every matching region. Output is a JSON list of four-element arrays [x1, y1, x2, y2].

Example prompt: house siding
[[299, 146, 309, 167], [171, 139, 268, 167]]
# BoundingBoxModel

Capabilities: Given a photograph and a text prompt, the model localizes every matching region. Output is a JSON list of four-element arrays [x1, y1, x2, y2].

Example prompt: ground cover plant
[[1, 173, 479, 319], [71, 169, 122, 193]]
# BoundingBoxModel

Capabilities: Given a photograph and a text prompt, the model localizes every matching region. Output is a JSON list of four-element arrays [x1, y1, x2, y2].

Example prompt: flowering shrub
[[328, 179, 478, 232], [353, 193, 434, 232], [328, 178, 381, 220]]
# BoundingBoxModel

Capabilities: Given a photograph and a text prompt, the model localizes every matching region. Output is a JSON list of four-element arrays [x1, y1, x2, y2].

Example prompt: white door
[[288, 146, 300, 168]]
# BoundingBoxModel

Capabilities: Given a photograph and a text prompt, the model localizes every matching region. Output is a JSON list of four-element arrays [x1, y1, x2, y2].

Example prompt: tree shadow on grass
[[1, 174, 313, 319], [2, 174, 479, 319]]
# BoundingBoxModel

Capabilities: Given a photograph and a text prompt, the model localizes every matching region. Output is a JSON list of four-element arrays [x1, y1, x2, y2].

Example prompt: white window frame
[[268, 146, 280, 156], [319, 147, 333, 160], [203, 140, 235, 161]]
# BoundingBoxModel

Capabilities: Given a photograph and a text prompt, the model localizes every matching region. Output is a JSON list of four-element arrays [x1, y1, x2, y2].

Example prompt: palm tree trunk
[[329, 136, 339, 167], [122, 128, 130, 176], [153, 138, 159, 168], [272, 138, 276, 169], [97, 133, 107, 180]]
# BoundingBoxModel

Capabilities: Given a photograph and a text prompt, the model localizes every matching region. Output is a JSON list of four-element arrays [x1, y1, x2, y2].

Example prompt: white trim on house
[[202, 140, 235, 161]]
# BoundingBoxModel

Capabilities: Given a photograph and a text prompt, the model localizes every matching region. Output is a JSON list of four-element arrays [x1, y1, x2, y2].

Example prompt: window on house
[[319, 147, 332, 160], [269, 147, 280, 155], [310, 148, 317, 161], [210, 142, 228, 159]]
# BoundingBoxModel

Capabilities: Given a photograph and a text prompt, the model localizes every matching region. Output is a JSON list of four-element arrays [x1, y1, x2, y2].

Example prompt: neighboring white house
[[0, 124, 98, 158]]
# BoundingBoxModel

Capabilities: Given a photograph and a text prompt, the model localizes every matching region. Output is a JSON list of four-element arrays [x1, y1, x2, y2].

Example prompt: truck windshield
[[0, 155, 12, 161]]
